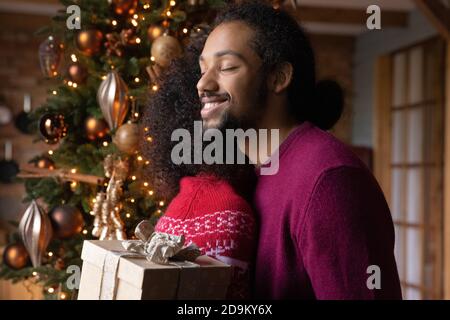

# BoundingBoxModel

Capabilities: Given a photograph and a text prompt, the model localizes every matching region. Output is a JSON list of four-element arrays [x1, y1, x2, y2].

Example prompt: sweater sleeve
[[299, 166, 402, 300]]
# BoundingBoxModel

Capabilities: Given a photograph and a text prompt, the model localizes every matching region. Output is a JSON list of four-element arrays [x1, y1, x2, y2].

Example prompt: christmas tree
[[0, 0, 224, 300]]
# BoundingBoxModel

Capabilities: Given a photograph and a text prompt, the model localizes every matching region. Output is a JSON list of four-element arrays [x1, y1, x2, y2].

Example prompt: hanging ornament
[[2, 243, 30, 270], [85, 116, 109, 141], [15, 93, 33, 134], [109, 0, 138, 16], [18, 200, 53, 268], [113, 121, 139, 154], [91, 155, 128, 240], [76, 30, 104, 56], [97, 71, 129, 130], [67, 62, 87, 84], [147, 25, 165, 41], [150, 34, 182, 68], [48, 205, 84, 239], [38, 36, 62, 78], [38, 113, 68, 144], [35, 156, 55, 170], [105, 29, 137, 57]]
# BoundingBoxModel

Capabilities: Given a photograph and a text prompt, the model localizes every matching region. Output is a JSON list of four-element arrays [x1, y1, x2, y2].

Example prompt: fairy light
[[48, 150, 54, 155], [114, 206, 119, 212], [152, 85, 158, 91], [52, 90, 57, 95], [131, 19, 138, 27], [70, 54, 77, 62], [166, 11, 172, 17], [126, 213, 131, 218], [145, 160, 150, 165], [90, 211, 95, 215], [170, 0, 176, 6], [60, 293, 67, 300], [130, 198, 135, 203], [133, 14, 139, 19], [48, 287, 55, 294], [143, 182, 149, 187], [134, 112, 139, 118], [32, 271, 38, 277], [102, 75, 107, 80], [137, 155, 143, 161], [70, 168, 77, 174], [146, 136, 152, 142], [48, 251, 54, 257], [134, 77, 140, 83], [103, 141, 109, 147], [82, 229, 88, 235], [148, 190, 154, 196], [112, 20, 117, 26], [67, 81, 73, 86], [159, 201, 165, 207], [143, 3, 150, 9], [157, 209, 162, 214], [131, 175, 137, 181], [135, 37, 141, 44], [70, 181, 77, 188], [182, 28, 188, 34], [72, 83, 78, 88], [144, 127, 149, 132], [150, 56, 155, 62]]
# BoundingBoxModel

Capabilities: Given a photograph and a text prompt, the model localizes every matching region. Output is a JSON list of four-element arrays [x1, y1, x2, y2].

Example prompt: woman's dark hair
[[213, 0, 343, 130], [140, 35, 256, 202]]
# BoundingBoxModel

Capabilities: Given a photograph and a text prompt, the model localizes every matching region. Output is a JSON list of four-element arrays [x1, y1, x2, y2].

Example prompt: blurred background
[[0, 0, 449, 299]]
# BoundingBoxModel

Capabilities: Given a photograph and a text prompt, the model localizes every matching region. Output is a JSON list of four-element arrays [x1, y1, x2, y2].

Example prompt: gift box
[[77, 240, 232, 300]]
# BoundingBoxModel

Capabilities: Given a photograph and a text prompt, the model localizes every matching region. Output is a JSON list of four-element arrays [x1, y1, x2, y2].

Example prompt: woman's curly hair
[[140, 34, 256, 202]]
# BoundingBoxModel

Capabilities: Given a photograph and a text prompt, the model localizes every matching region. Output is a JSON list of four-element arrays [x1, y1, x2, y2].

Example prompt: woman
[[140, 32, 257, 299]]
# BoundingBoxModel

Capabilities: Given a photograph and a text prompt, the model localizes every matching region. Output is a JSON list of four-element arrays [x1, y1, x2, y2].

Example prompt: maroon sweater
[[253, 122, 402, 299]]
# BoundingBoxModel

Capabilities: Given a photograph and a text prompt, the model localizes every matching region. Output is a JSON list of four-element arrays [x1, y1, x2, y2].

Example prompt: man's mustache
[[199, 92, 230, 100]]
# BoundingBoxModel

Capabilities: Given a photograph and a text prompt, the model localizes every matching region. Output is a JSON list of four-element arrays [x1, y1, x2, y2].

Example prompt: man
[[196, 1, 402, 299]]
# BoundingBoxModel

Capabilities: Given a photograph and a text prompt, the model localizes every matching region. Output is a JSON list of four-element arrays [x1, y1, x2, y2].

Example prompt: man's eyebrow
[[199, 50, 247, 63]]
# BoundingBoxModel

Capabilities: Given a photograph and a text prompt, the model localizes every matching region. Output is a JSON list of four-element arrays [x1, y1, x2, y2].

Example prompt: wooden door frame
[[374, 38, 449, 299]]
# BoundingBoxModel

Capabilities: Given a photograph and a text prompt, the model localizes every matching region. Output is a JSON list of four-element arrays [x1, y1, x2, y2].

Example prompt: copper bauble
[[109, 0, 138, 15], [49, 205, 84, 239], [97, 71, 129, 130], [85, 116, 109, 141], [113, 122, 139, 154], [150, 35, 182, 68], [19, 200, 53, 267], [38, 36, 62, 78], [76, 30, 104, 56], [67, 62, 87, 84], [2, 243, 30, 270], [147, 25, 164, 41], [38, 113, 68, 144]]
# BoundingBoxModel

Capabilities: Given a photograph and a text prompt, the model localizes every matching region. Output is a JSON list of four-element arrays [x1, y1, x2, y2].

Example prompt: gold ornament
[[67, 62, 87, 84], [97, 71, 129, 130], [113, 122, 139, 154], [2, 243, 30, 270], [76, 30, 104, 56], [38, 36, 62, 78], [109, 0, 138, 15], [147, 25, 164, 41], [91, 155, 128, 240], [150, 34, 182, 68], [85, 116, 109, 141], [48, 205, 84, 239], [18, 200, 53, 267]]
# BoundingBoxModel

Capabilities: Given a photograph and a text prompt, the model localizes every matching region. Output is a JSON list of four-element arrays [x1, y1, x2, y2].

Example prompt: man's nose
[[196, 70, 219, 94]]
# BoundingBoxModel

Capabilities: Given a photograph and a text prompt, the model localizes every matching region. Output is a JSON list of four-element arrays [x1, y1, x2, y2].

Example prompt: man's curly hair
[[140, 35, 256, 202]]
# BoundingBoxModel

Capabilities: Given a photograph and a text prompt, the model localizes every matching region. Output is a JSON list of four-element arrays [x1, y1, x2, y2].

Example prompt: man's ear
[[267, 62, 293, 94]]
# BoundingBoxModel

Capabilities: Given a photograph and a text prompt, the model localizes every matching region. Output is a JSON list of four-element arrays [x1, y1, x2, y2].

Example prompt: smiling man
[[196, 1, 402, 299]]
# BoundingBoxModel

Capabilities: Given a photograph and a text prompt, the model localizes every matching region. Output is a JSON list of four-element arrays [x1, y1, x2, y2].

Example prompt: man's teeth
[[203, 101, 226, 110]]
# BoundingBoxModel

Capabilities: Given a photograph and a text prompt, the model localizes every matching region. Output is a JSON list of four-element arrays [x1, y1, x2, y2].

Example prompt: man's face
[[197, 21, 266, 130]]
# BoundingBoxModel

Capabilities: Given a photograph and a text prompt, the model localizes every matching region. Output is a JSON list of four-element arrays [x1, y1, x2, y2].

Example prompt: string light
[[134, 77, 140, 83], [182, 28, 188, 34], [112, 20, 117, 26], [134, 112, 139, 118], [48, 150, 54, 155], [143, 3, 150, 9], [92, 198, 97, 203], [133, 14, 139, 19], [170, 0, 176, 6], [60, 293, 67, 300], [137, 155, 143, 161], [103, 141, 109, 147], [145, 160, 150, 165], [48, 287, 55, 294], [48, 252, 54, 257], [82, 229, 88, 235], [131, 19, 138, 27], [130, 198, 135, 203], [102, 75, 107, 80], [70, 181, 77, 188], [143, 182, 149, 187], [32, 271, 38, 277], [152, 85, 158, 91], [144, 127, 149, 132], [126, 213, 131, 218], [148, 190, 154, 196], [166, 11, 172, 17], [67, 80, 73, 86], [159, 201, 165, 207], [146, 136, 152, 142], [70, 54, 77, 62], [52, 90, 57, 95], [150, 56, 156, 62], [72, 83, 78, 88], [131, 175, 137, 181], [70, 168, 77, 174], [90, 211, 95, 216], [135, 37, 141, 44]]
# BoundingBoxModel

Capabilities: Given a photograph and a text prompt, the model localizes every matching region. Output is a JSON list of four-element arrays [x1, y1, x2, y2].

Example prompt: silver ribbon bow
[[121, 220, 201, 264]]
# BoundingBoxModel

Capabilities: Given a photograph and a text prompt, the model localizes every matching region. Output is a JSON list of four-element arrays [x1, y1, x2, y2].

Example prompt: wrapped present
[[77, 221, 232, 300]]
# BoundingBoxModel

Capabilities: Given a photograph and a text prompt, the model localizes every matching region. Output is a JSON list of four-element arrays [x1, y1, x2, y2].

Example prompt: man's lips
[[200, 96, 229, 120]]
